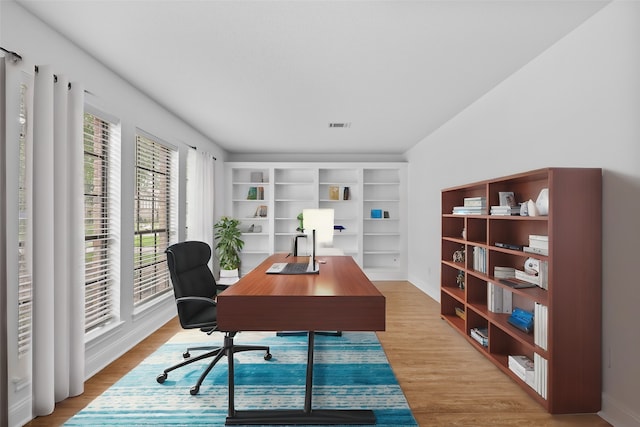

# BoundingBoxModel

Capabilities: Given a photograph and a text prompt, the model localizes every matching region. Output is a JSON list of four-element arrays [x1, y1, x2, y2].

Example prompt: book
[[494, 266, 515, 279], [247, 186, 258, 200], [463, 197, 486, 207], [523, 246, 549, 256], [470, 327, 488, 347], [499, 278, 537, 289], [490, 206, 519, 216], [495, 242, 523, 251], [508, 355, 535, 388], [515, 269, 539, 286], [452, 206, 487, 215], [528, 235, 549, 250], [257, 186, 264, 200]]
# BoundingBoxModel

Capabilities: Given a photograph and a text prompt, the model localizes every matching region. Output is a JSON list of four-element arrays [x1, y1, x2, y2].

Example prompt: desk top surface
[[219, 253, 384, 298], [217, 254, 385, 332]]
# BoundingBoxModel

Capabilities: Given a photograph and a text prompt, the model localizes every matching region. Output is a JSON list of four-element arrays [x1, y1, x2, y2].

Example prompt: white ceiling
[[16, 0, 609, 156]]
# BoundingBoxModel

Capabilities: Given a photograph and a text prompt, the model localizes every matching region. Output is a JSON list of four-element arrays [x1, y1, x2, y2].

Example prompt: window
[[133, 133, 176, 306], [84, 110, 120, 332], [17, 83, 31, 356]]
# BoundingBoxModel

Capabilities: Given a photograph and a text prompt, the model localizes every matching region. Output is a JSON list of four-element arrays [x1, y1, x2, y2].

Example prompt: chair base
[[157, 333, 271, 394]]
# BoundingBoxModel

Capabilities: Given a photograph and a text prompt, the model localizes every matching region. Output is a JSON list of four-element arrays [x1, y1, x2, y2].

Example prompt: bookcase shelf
[[440, 167, 602, 414]]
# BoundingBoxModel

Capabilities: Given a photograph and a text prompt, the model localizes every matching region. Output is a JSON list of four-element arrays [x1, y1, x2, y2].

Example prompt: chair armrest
[[176, 296, 216, 306]]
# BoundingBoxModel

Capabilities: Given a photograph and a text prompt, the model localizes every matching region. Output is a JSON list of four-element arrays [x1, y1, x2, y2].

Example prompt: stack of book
[[508, 355, 535, 389], [487, 282, 513, 314], [523, 234, 548, 256], [470, 327, 488, 347], [534, 353, 548, 399], [490, 205, 520, 216], [534, 302, 548, 351], [452, 197, 487, 215]]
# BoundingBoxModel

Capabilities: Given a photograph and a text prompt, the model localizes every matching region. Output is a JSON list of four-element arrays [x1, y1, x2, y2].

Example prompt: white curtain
[[186, 149, 216, 249], [31, 65, 85, 415]]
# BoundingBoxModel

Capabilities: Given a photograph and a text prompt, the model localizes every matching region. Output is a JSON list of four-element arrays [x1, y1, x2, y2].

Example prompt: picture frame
[[498, 191, 516, 207]]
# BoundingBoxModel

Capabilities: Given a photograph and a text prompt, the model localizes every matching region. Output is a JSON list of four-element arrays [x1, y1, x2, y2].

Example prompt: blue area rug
[[65, 331, 417, 426]]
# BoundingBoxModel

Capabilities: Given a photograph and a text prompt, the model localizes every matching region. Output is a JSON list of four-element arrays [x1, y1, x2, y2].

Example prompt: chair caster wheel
[[190, 386, 199, 395], [156, 373, 167, 384], [264, 352, 272, 360], [183, 351, 190, 358]]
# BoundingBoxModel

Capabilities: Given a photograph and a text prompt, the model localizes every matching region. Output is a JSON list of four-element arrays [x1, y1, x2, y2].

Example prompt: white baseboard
[[9, 393, 32, 427], [85, 301, 176, 379], [600, 393, 640, 427]]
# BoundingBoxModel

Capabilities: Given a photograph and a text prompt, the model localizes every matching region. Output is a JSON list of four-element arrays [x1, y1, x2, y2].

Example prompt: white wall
[[407, 1, 639, 425], [2, 2, 227, 425]]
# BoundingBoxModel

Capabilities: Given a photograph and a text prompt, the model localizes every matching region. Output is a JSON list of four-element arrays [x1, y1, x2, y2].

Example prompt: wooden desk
[[217, 253, 386, 425]]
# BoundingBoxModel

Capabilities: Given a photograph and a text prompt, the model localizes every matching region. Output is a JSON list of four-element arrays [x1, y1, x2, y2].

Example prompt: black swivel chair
[[156, 241, 272, 395]]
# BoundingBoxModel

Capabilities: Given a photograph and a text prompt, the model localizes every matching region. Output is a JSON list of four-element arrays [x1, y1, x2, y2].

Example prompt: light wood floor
[[25, 281, 610, 426]]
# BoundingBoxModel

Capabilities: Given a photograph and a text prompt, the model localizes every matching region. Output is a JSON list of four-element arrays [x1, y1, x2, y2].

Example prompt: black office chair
[[156, 241, 272, 395]]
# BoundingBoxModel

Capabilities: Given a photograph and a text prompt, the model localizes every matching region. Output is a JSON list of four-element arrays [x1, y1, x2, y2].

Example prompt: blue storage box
[[371, 209, 382, 218]]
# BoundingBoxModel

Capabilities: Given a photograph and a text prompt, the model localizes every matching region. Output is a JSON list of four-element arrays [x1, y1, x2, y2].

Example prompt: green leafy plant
[[214, 216, 244, 270]]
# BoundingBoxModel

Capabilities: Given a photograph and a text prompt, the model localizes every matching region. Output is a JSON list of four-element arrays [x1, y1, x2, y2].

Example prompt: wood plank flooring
[[25, 281, 610, 426]]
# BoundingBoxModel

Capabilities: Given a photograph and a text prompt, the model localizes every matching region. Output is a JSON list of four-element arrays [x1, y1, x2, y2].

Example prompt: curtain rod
[[189, 145, 217, 161], [1, 46, 23, 63]]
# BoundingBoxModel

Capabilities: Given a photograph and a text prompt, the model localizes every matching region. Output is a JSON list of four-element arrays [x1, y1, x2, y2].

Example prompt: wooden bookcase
[[440, 168, 602, 414]]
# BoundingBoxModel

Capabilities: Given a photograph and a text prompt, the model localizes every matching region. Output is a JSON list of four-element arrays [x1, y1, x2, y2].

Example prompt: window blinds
[[18, 83, 32, 355], [83, 112, 119, 332], [133, 133, 175, 306]]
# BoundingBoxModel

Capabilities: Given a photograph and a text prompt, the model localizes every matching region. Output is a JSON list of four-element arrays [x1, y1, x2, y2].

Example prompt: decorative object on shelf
[[535, 188, 549, 216], [456, 270, 465, 289], [243, 224, 262, 233], [296, 212, 304, 232], [453, 247, 465, 263], [519, 202, 528, 216], [526, 199, 539, 216], [329, 186, 339, 200], [383, 211, 390, 218], [214, 216, 244, 272], [254, 205, 267, 217], [334, 225, 345, 232], [461, 227, 466, 240], [371, 209, 382, 218], [343, 186, 350, 200], [250, 171, 263, 183], [508, 307, 534, 334]]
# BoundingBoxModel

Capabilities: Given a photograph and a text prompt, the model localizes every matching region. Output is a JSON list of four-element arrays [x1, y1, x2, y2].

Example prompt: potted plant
[[214, 216, 244, 280]]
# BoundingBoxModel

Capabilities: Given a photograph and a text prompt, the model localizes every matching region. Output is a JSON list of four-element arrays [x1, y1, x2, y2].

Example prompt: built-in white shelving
[[225, 162, 407, 280]]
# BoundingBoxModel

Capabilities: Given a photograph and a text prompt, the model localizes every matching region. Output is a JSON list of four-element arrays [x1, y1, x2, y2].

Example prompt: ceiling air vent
[[328, 122, 351, 128]]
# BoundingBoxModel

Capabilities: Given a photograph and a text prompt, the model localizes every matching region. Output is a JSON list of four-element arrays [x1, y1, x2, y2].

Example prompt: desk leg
[[227, 334, 235, 418], [304, 331, 314, 413], [225, 331, 375, 425]]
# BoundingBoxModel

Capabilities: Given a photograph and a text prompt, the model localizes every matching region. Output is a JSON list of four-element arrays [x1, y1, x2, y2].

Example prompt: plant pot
[[220, 268, 239, 279], [218, 268, 240, 285]]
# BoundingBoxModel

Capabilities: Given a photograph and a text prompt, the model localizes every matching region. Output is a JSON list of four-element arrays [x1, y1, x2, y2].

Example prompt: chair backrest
[[165, 241, 218, 327]]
